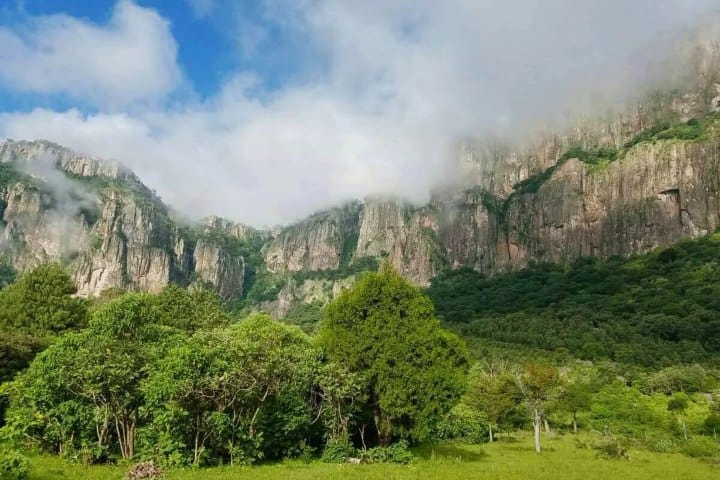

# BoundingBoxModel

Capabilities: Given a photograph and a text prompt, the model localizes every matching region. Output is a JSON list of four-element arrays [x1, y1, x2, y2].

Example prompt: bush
[[680, 437, 720, 458], [359, 440, 414, 464], [0, 450, 29, 480], [593, 438, 630, 459], [433, 404, 487, 444], [321, 437, 356, 463], [703, 414, 720, 436], [648, 437, 677, 454]]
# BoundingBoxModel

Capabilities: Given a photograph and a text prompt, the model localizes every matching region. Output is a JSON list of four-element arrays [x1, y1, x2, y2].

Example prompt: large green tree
[[0, 263, 87, 334], [142, 313, 316, 466], [320, 265, 468, 446], [3, 294, 180, 460], [0, 263, 88, 383]]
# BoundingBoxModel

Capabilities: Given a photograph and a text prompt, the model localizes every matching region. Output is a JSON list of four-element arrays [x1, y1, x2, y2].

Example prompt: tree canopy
[[320, 265, 468, 445]]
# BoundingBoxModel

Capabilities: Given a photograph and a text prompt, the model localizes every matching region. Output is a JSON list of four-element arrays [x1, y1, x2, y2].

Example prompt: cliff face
[[263, 204, 360, 273], [0, 140, 250, 299], [355, 199, 442, 284]]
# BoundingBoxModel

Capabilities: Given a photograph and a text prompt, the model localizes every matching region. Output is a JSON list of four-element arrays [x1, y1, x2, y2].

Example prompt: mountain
[[0, 139, 260, 299], [1, 38, 720, 315]]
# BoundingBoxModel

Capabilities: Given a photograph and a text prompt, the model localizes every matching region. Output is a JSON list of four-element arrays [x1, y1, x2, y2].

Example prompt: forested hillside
[[428, 233, 720, 367]]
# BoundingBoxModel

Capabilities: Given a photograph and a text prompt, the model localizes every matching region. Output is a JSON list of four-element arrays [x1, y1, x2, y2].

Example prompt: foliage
[[284, 302, 325, 334], [464, 361, 521, 441], [314, 363, 366, 444], [242, 269, 285, 305], [0, 264, 88, 383], [432, 403, 488, 444], [703, 414, 720, 436], [151, 285, 229, 332], [428, 234, 720, 367], [593, 437, 630, 460], [291, 256, 379, 284], [359, 440, 414, 464], [679, 436, 720, 458], [0, 264, 88, 335], [0, 449, 29, 480], [141, 313, 317, 466], [320, 437, 355, 463], [320, 265, 469, 445], [555, 367, 595, 433], [2, 294, 176, 460]]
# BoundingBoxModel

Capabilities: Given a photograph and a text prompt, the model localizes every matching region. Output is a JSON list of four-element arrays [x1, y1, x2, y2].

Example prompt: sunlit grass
[[27, 434, 718, 480]]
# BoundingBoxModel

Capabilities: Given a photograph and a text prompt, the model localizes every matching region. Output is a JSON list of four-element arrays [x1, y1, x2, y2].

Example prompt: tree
[[0, 263, 87, 334], [516, 362, 560, 453], [320, 265, 468, 446], [3, 294, 178, 460], [556, 368, 594, 434], [667, 392, 690, 440], [465, 360, 518, 442], [0, 264, 89, 398], [143, 313, 316, 466], [313, 362, 366, 446]]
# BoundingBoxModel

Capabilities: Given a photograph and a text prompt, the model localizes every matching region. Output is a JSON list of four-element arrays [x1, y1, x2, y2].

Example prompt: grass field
[[26, 434, 718, 480]]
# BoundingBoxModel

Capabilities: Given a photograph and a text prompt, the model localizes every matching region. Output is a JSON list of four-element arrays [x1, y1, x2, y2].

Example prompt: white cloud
[[1, 1, 720, 226], [0, 0, 181, 108]]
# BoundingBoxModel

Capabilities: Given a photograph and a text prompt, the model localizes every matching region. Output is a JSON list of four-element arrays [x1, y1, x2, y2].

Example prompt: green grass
[[26, 435, 718, 480]]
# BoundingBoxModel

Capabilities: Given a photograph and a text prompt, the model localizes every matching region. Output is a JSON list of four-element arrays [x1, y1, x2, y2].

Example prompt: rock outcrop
[[0, 140, 250, 299], [263, 204, 360, 273]]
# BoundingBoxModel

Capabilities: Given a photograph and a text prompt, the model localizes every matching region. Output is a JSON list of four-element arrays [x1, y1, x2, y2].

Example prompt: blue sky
[[0, 0, 310, 110], [0, 1, 718, 225]]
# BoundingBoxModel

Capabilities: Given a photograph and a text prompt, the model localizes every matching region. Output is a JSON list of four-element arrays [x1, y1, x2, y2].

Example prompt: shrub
[[321, 437, 356, 463], [359, 440, 414, 464], [648, 437, 677, 454], [0, 450, 29, 480], [433, 403, 488, 444], [703, 414, 720, 436], [593, 438, 630, 459], [680, 437, 720, 458]]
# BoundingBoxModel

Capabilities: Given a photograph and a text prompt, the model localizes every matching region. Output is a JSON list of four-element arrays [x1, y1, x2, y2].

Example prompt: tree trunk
[[488, 423, 494, 443], [533, 411, 542, 454], [374, 409, 393, 446], [193, 416, 203, 466], [681, 418, 688, 441], [543, 418, 550, 434], [573, 412, 578, 434]]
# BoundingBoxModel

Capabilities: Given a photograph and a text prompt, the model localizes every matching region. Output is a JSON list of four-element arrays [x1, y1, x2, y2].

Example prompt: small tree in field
[[466, 361, 518, 442], [667, 392, 690, 440], [557, 368, 594, 434], [320, 265, 468, 446], [516, 362, 560, 453]]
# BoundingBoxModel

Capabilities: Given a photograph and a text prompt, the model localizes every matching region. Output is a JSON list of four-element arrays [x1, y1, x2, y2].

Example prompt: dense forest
[[427, 234, 720, 367]]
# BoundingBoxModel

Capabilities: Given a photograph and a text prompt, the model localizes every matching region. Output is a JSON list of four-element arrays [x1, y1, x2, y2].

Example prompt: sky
[[0, 1, 719, 226]]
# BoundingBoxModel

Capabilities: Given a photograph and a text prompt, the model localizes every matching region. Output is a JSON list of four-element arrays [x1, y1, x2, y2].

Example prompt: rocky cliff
[[0, 140, 250, 299]]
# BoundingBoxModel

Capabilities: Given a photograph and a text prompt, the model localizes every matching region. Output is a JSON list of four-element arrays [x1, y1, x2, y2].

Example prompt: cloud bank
[[1, 1, 719, 226]]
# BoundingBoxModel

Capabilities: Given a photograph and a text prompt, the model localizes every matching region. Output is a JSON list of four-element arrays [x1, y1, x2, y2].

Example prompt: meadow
[[27, 434, 718, 480]]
